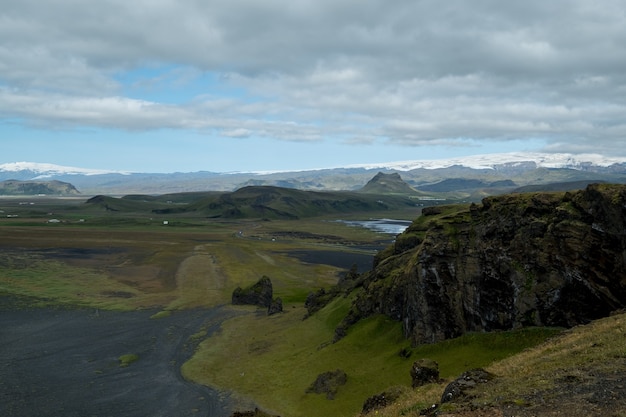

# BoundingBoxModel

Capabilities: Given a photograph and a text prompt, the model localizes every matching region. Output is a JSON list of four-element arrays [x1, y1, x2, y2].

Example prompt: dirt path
[[171, 244, 229, 309], [0, 298, 237, 417]]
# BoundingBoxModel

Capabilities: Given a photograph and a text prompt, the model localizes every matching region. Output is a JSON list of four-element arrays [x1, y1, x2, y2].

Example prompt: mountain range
[[2, 152, 626, 196]]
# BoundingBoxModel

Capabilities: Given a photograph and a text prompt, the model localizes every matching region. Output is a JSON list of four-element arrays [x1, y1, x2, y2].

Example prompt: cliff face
[[340, 184, 626, 345]]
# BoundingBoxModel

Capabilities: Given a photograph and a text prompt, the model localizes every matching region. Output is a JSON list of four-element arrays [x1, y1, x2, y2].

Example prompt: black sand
[[0, 300, 235, 417]]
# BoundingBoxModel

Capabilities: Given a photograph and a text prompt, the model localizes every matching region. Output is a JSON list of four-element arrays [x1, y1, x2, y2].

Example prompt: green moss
[[411, 327, 563, 378], [118, 353, 139, 367], [510, 261, 537, 292], [150, 310, 172, 319]]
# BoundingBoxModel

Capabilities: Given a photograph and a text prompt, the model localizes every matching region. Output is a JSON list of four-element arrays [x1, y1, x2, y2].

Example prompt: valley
[[0, 192, 421, 416], [1, 183, 625, 417]]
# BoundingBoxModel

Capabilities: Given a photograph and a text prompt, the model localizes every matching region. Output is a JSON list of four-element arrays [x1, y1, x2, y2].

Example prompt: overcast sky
[[1, 0, 625, 172]]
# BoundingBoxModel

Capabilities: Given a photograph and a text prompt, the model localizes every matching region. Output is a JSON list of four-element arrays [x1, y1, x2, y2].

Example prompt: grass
[[0, 213, 364, 312], [480, 312, 626, 405], [150, 310, 172, 319], [410, 327, 562, 378], [0, 255, 165, 310], [182, 296, 561, 417], [351, 313, 626, 416]]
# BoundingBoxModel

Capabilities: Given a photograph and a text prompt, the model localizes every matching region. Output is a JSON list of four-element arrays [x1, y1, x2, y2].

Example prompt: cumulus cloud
[[1, 0, 626, 155]]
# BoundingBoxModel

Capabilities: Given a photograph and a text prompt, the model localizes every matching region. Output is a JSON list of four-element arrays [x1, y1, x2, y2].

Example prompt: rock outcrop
[[410, 359, 440, 387], [361, 387, 403, 414], [232, 276, 274, 309], [267, 297, 283, 315], [306, 369, 347, 400], [232, 276, 284, 315], [441, 368, 495, 403], [229, 408, 280, 417], [337, 184, 626, 345]]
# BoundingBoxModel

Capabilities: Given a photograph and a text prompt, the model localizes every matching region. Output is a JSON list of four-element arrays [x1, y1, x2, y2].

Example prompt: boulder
[[306, 369, 347, 400], [410, 358, 440, 387], [268, 297, 283, 315], [362, 387, 402, 414], [441, 368, 495, 403], [232, 276, 273, 308]]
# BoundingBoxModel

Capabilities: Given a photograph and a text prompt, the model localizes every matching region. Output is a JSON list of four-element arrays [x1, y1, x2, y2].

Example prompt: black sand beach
[[0, 299, 235, 417]]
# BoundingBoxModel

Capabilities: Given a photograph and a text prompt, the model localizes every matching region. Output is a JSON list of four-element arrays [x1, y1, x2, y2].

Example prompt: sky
[[1, 0, 626, 173]]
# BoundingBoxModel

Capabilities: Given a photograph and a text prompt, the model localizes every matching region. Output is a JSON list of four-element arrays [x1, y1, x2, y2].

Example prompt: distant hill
[[512, 179, 607, 193], [85, 192, 220, 212], [0, 180, 80, 195], [359, 172, 417, 194], [3, 153, 626, 195], [157, 186, 419, 219], [86, 185, 419, 220]]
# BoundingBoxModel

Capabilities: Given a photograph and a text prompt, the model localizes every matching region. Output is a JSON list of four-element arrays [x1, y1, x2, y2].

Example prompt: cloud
[[1, 0, 626, 155]]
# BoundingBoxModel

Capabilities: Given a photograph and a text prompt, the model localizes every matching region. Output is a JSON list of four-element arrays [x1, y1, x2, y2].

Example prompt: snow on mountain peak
[[350, 152, 626, 171], [0, 162, 130, 177], [2, 152, 626, 178]]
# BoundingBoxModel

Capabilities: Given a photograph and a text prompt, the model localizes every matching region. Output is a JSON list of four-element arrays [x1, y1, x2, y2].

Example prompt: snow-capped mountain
[[2, 152, 626, 195], [3, 152, 626, 178], [0, 162, 130, 178], [348, 152, 626, 171]]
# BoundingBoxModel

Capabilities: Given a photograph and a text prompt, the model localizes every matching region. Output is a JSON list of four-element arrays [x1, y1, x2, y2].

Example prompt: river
[[336, 218, 412, 235]]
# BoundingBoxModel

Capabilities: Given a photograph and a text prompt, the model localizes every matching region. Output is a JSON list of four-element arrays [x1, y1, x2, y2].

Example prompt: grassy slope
[[481, 312, 626, 409], [372, 312, 626, 417], [183, 295, 560, 417]]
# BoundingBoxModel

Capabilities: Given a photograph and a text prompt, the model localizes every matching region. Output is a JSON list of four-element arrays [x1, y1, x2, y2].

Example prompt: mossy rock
[[306, 369, 347, 400], [118, 353, 139, 367]]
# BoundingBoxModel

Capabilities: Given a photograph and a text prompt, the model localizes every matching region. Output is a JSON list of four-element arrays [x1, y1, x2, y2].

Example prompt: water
[[337, 218, 412, 235]]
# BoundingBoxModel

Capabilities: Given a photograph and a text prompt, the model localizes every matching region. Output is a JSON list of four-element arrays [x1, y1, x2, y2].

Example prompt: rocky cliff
[[232, 276, 283, 315], [337, 183, 626, 345]]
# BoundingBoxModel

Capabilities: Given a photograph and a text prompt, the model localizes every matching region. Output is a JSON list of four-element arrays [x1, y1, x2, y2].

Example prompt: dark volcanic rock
[[362, 387, 403, 414], [441, 368, 495, 403], [229, 408, 280, 417], [306, 369, 347, 400], [267, 297, 283, 315], [338, 184, 626, 345], [232, 276, 273, 308], [410, 358, 440, 387]]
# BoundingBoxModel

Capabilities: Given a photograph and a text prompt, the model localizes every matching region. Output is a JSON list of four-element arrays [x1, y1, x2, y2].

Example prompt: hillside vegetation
[[336, 183, 626, 346], [2, 184, 625, 417], [353, 311, 626, 417], [85, 186, 421, 220]]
